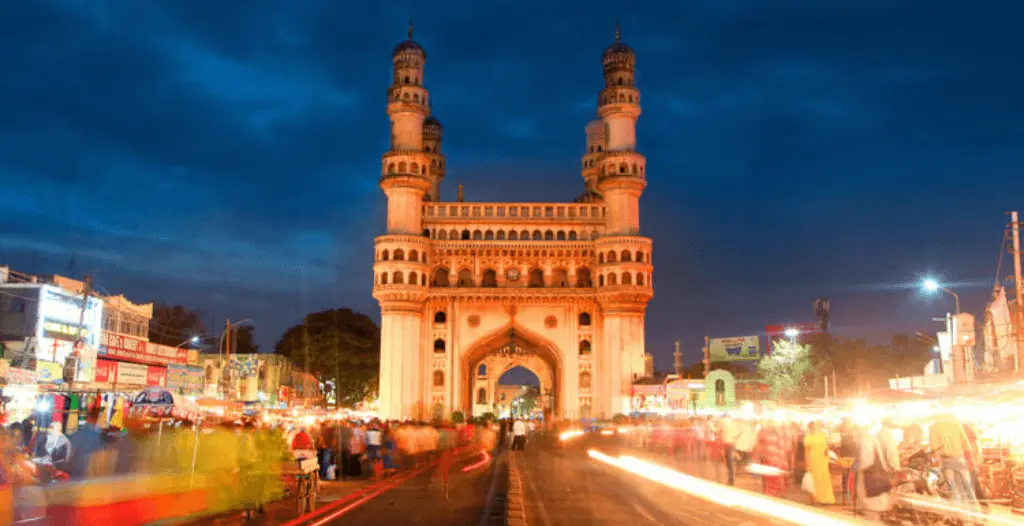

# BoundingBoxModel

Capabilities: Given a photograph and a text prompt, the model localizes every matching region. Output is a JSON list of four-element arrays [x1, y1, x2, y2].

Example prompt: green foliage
[[757, 339, 815, 401], [149, 305, 206, 346], [275, 308, 380, 408], [451, 411, 466, 424], [802, 332, 934, 397], [517, 386, 540, 416], [232, 325, 259, 354]]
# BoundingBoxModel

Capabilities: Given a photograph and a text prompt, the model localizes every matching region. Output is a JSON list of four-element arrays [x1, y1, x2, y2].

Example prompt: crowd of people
[[0, 410, 509, 521], [623, 410, 986, 521]]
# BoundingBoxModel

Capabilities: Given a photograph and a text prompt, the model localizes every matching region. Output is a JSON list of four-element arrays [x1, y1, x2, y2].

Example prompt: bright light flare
[[784, 327, 799, 338], [587, 449, 864, 526], [922, 278, 940, 292], [600, 429, 615, 436], [745, 463, 788, 477], [559, 430, 584, 441]]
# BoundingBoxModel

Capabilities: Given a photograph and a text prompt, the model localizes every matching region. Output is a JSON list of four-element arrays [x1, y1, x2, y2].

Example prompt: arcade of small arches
[[383, 158, 446, 175], [424, 228, 593, 241]]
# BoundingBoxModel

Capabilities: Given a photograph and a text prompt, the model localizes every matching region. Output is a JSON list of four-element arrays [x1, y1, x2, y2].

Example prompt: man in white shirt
[[512, 419, 527, 451]]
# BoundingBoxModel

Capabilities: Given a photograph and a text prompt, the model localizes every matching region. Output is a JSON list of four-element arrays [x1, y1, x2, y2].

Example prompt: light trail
[[462, 449, 492, 472], [587, 449, 868, 526], [558, 430, 584, 441], [900, 495, 1023, 525]]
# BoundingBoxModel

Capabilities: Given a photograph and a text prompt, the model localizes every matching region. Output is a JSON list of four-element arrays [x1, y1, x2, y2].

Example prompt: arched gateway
[[373, 26, 653, 420]]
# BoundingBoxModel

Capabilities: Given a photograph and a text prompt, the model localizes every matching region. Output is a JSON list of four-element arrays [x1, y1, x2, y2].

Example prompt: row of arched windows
[[599, 90, 637, 105], [426, 228, 592, 241], [377, 271, 427, 286], [598, 250, 648, 264], [598, 271, 648, 287], [378, 248, 427, 263], [431, 267, 592, 288], [390, 90, 429, 106], [384, 160, 428, 176], [601, 162, 644, 177], [434, 311, 588, 327]]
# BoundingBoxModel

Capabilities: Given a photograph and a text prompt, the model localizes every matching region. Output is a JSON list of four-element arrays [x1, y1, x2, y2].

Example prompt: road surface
[[517, 435, 788, 526]]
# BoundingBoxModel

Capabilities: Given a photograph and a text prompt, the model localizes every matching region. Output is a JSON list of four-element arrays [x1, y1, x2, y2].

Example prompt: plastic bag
[[801, 471, 815, 494]]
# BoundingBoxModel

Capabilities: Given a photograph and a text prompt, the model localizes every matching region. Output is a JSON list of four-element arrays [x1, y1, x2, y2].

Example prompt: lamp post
[[219, 319, 252, 400], [175, 336, 201, 349], [922, 278, 960, 315]]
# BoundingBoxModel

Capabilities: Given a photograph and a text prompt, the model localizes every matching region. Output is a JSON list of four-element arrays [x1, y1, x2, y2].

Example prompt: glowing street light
[[175, 335, 201, 348], [920, 277, 960, 314], [784, 327, 799, 338]]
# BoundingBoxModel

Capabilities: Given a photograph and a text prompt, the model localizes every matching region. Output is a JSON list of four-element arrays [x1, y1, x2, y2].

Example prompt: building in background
[[198, 353, 320, 407]]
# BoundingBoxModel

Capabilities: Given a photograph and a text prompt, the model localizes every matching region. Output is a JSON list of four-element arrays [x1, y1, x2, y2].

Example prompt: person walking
[[929, 412, 978, 506], [512, 419, 527, 451], [718, 414, 739, 486], [856, 419, 900, 521], [803, 421, 835, 505], [754, 421, 788, 497]]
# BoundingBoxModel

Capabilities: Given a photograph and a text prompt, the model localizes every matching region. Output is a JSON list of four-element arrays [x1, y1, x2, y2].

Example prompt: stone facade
[[374, 26, 653, 420]]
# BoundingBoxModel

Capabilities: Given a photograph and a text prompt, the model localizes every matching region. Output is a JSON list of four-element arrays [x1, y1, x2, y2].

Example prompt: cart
[[283, 456, 319, 515]]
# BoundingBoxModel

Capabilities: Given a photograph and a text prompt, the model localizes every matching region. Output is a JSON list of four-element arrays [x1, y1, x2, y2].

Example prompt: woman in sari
[[803, 421, 836, 505], [755, 421, 788, 496]]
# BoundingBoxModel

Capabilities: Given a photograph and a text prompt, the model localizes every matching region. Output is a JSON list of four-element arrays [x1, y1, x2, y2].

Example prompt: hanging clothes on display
[[51, 395, 66, 426], [65, 394, 81, 434], [109, 396, 125, 429]]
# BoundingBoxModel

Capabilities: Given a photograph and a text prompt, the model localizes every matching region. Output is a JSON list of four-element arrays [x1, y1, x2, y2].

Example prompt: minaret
[[382, 21, 433, 234], [596, 23, 645, 236], [423, 116, 445, 201], [594, 24, 653, 417], [374, 23, 433, 420], [576, 119, 605, 203]]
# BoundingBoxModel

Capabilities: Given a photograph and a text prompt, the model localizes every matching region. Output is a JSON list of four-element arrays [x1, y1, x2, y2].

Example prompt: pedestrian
[[718, 414, 739, 486], [856, 419, 900, 521], [928, 411, 978, 507], [803, 421, 835, 505], [512, 419, 527, 451], [754, 421, 788, 497]]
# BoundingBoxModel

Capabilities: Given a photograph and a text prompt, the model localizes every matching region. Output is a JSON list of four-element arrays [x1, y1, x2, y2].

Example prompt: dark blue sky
[[2, 1, 1023, 372]]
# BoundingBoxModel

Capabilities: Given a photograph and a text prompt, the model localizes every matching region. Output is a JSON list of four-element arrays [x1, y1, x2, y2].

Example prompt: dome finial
[[615, 21, 620, 43], [408, 18, 414, 40]]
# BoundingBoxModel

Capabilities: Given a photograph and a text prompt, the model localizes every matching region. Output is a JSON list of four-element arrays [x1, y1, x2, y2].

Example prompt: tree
[[757, 339, 815, 401], [232, 325, 259, 354], [275, 308, 380, 408], [517, 386, 540, 416], [149, 305, 206, 346]]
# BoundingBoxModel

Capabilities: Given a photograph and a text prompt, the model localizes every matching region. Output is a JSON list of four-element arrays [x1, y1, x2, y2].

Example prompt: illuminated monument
[[373, 25, 653, 420]]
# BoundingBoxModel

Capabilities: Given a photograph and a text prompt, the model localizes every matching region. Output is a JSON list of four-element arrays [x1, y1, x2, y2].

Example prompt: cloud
[[1, 0, 1023, 363]]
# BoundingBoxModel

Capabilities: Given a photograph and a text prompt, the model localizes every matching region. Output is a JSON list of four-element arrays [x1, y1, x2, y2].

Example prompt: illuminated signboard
[[34, 285, 103, 383]]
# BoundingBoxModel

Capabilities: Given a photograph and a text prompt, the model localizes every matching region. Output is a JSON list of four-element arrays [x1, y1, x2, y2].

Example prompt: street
[[517, 436, 786, 526]]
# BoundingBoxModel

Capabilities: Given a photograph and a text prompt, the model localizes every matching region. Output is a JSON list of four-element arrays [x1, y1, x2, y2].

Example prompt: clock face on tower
[[506, 268, 520, 281]]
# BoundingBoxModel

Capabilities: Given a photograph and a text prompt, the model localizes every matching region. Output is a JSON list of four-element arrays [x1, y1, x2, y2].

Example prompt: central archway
[[461, 324, 563, 419]]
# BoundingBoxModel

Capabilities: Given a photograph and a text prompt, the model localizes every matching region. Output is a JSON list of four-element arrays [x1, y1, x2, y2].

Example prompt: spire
[[615, 21, 620, 43], [408, 18, 414, 40]]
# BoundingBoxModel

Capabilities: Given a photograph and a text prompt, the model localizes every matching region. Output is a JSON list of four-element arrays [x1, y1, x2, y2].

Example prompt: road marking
[[628, 499, 657, 522]]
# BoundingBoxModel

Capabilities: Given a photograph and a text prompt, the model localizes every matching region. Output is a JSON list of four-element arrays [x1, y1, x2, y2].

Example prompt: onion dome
[[602, 24, 635, 64], [574, 189, 604, 203], [423, 116, 442, 138], [393, 21, 425, 58]]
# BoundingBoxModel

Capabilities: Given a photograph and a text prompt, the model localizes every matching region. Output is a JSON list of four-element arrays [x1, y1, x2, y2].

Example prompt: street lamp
[[175, 336, 201, 349], [921, 278, 960, 314], [784, 327, 800, 338]]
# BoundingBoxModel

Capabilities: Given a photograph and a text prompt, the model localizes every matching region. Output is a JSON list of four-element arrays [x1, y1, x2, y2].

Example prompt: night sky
[[2, 1, 1023, 373]]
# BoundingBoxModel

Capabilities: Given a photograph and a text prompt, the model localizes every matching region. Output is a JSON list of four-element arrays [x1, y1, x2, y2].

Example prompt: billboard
[[35, 285, 103, 383], [709, 336, 761, 362], [98, 333, 187, 366]]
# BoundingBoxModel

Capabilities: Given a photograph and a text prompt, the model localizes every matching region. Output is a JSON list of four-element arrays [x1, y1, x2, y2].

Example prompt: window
[[457, 269, 474, 287], [434, 311, 447, 324], [579, 340, 592, 355], [544, 230, 554, 240], [528, 269, 544, 288], [433, 339, 446, 353], [393, 271, 404, 285], [532, 230, 542, 240], [432, 268, 450, 287], [477, 388, 487, 404], [473, 230, 482, 240], [482, 269, 498, 287], [461, 230, 470, 240], [636, 251, 644, 263], [622, 272, 632, 285], [552, 268, 569, 287], [621, 250, 632, 262], [433, 370, 445, 387], [577, 268, 593, 288], [409, 249, 419, 261], [393, 249, 405, 261], [478, 364, 487, 377], [580, 372, 591, 389], [579, 313, 592, 326]]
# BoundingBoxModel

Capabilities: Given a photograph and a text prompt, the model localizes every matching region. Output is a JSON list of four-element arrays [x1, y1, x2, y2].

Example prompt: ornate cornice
[[375, 234, 431, 246], [427, 288, 599, 306], [594, 236, 652, 249], [380, 174, 432, 192]]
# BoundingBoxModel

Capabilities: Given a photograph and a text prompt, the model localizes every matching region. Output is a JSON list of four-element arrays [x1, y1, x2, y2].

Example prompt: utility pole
[[66, 275, 93, 391], [815, 297, 836, 401], [1012, 211, 1024, 377], [222, 318, 232, 400], [702, 336, 711, 377]]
